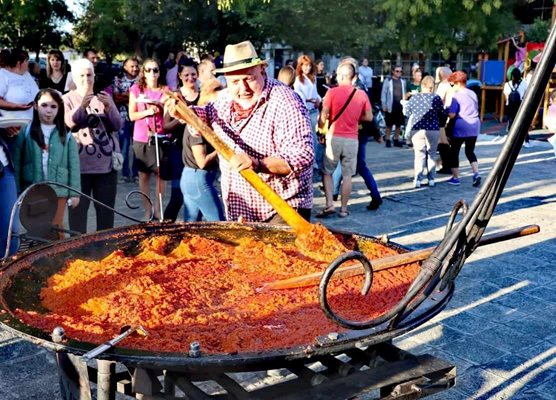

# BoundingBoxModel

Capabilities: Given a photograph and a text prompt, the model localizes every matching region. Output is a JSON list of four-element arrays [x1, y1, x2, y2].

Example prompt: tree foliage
[[0, 0, 74, 57], [74, 0, 522, 59], [74, 0, 268, 58]]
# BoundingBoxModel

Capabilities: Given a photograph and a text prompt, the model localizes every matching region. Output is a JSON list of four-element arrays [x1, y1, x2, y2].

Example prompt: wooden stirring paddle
[[258, 224, 540, 292], [164, 91, 347, 262]]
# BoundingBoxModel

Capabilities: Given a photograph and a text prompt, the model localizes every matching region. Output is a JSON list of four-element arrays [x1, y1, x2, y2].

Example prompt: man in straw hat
[[169, 41, 314, 223]]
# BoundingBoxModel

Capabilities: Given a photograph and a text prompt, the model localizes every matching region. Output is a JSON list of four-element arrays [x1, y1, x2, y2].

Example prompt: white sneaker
[[413, 180, 421, 188], [428, 180, 435, 187], [523, 142, 532, 148]]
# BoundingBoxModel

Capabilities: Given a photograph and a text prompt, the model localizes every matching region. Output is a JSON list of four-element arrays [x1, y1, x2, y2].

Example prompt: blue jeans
[[118, 121, 137, 178], [0, 168, 19, 256], [333, 134, 381, 202], [309, 109, 323, 170], [180, 167, 225, 222]]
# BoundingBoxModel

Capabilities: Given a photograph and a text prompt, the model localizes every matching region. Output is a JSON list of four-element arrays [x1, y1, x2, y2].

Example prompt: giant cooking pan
[[0, 222, 453, 373]]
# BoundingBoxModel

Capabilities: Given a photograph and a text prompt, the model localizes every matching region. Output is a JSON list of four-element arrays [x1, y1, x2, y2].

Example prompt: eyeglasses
[[394, 70, 402, 73], [144, 68, 160, 74]]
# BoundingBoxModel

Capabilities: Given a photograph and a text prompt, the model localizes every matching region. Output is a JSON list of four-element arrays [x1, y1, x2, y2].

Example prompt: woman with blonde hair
[[294, 55, 321, 170], [404, 75, 447, 188], [277, 65, 295, 88]]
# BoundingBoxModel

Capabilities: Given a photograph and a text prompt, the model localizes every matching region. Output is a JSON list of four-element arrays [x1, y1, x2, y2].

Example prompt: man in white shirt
[[358, 58, 373, 98]]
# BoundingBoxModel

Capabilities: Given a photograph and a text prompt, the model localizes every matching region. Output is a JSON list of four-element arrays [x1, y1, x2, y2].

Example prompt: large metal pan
[[0, 222, 452, 373]]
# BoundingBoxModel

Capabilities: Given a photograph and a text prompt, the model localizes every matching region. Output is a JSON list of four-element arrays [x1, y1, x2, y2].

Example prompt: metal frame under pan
[[0, 221, 453, 373]]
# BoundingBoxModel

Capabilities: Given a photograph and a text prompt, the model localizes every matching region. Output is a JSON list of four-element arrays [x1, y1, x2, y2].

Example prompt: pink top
[[129, 84, 165, 142]]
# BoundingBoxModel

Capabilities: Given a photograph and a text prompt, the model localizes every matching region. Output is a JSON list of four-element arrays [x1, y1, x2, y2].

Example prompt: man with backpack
[[501, 68, 528, 144]]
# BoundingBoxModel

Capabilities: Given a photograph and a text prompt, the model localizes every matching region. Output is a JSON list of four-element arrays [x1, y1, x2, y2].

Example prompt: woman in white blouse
[[294, 54, 321, 170]]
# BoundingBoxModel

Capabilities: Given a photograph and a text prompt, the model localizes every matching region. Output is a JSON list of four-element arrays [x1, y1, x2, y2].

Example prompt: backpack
[[508, 82, 521, 114]]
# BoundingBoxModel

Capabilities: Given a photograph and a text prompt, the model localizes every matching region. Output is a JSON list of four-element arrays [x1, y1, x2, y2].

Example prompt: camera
[[85, 114, 101, 128], [149, 135, 177, 148]]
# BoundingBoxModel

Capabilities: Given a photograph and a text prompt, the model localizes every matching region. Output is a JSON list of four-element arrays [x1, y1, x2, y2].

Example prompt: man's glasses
[[394, 70, 402, 73], [144, 68, 160, 74]]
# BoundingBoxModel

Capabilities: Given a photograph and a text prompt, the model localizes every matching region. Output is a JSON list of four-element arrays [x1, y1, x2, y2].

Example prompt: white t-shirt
[[436, 81, 453, 108], [293, 75, 321, 111], [503, 80, 528, 105], [0, 69, 39, 120], [40, 123, 56, 180]]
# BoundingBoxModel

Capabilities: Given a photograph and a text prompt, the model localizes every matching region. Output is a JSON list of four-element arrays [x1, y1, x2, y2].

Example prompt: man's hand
[[230, 153, 255, 172], [164, 97, 187, 124]]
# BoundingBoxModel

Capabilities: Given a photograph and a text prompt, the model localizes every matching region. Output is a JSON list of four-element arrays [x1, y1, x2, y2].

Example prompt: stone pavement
[[1, 118, 556, 399]]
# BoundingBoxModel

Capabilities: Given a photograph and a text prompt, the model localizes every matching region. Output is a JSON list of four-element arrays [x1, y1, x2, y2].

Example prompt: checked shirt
[[192, 78, 314, 222]]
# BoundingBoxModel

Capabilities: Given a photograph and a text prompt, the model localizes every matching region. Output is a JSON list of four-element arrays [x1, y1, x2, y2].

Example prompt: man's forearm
[[258, 156, 292, 175]]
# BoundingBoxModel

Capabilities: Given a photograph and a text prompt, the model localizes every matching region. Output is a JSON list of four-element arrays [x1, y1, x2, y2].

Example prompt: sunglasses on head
[[144, 67, 160, 74]]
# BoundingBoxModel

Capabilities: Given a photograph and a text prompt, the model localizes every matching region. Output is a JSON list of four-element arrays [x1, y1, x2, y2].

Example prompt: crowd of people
[[0, 42, 527, 257]]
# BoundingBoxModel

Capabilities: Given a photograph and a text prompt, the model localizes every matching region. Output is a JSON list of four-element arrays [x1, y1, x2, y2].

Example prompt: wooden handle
[[167, 91, 311, 233], [259, 225, 540, 291]]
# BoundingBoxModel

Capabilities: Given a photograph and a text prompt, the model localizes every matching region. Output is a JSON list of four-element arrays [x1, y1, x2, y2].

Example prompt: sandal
[[316, 207, 336, 218], [338, 210, 350, 218]]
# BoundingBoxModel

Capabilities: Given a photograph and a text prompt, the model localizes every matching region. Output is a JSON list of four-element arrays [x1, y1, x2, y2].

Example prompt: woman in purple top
[[63, 58, 122, 233], [447, 71, 481, 187]]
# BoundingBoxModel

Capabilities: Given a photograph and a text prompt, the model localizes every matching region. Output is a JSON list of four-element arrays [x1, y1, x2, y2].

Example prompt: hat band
[[222, 57, 261, 69]]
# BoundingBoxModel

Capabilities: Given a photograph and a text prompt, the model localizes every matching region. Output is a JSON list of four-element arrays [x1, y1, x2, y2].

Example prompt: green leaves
[[0, 0, 74, 54]]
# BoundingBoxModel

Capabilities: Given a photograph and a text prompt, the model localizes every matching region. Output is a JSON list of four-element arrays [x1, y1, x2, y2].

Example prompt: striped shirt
[[192, 78, 314, 222]]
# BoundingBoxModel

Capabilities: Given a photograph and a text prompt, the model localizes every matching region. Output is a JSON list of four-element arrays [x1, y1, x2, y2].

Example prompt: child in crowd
[[12, 88, 81, 237]]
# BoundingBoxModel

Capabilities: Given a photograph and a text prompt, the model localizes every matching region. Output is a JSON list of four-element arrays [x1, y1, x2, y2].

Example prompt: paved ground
[[1, 118, 556, 399]]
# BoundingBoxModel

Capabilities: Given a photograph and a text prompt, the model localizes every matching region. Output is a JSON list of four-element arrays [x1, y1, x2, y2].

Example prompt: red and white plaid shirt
[[192, 78, 314, 222]]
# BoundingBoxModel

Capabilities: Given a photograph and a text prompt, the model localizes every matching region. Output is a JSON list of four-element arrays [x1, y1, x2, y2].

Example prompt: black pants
[[69, 170, 118, 234], [450, 137, 478, 169], [438, 143, 452, 169]]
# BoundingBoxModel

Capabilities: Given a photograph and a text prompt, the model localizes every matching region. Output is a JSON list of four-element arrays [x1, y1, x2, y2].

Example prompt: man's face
[[392, 67, 402, 79], [124, 60, 139, 78], [226, 65, 265, 109], [362, 59, 369, 67], [86, 51, 99, 68]]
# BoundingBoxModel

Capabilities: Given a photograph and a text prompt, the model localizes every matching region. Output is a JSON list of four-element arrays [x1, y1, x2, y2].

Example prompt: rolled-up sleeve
[[274, 92, 314, 172]]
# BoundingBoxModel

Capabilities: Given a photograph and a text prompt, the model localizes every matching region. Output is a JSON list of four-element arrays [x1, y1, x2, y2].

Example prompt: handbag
[[317, 88, 358, 136], [112, 152, 124, 171]]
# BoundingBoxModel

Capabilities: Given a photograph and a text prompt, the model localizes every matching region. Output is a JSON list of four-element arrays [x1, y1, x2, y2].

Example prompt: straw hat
[[216, 41, 267, 73]]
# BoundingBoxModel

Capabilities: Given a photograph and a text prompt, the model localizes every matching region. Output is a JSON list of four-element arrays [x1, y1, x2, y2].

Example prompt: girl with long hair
[[129, 58, 168, 220], [293, 54, 321, 170], [163, 63, 224, 222], [13, 88, 81, 236], [162, 63, 200, 221]]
